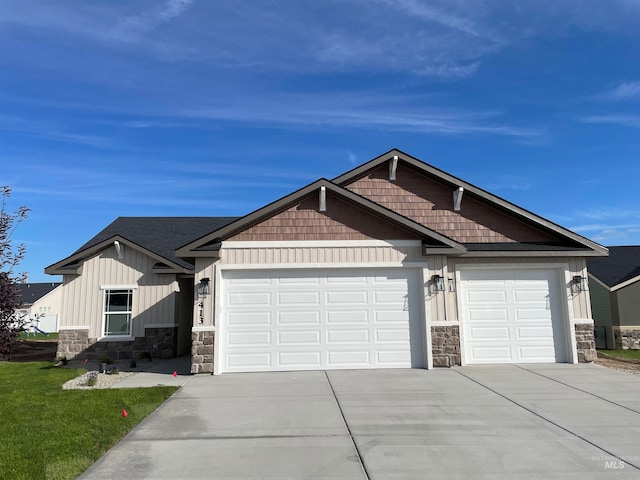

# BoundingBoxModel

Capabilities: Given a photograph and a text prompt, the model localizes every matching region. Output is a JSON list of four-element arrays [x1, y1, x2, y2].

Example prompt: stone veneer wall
[[56, 327, 177, 361], [191, 330, 214, 374], [431, 325, 461, 367], [614, 329, 640, 349], [575, 323, 597, 362]]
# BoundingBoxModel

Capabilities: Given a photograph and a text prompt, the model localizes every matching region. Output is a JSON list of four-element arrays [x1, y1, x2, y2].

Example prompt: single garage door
[[459, 268, 568, 364], [220, 268, 424, 373]]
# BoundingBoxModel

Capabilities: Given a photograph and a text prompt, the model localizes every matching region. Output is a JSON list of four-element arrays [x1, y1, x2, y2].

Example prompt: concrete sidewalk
[[81, 365, 640, 479]]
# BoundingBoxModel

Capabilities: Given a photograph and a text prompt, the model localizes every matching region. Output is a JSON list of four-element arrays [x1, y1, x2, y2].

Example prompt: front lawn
[[0, 362, 177, 480], [598, 349, 640, 361]]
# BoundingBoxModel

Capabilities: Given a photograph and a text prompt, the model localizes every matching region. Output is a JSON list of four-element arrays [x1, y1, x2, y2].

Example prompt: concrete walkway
[[112, 355, 194, 389], [81, 364, 640, 479]]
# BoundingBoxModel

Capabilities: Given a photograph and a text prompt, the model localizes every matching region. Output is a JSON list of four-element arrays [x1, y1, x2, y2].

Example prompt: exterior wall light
[[572, 275, 587, 293], [432, 275, 445, 292], [448, 277, 456, 292], [198, 277, 211, 297]]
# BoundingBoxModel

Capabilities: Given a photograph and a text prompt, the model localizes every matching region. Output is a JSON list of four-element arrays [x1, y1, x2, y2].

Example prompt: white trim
[[192, 326, 215, 332], [610, 275, 640, 292], [219, 262, 414, 271], [429, 321, 460, 327], [572, 318, 595, 325], [422, 268, 433, 370], [101, 288, 134, 338], [99, 284, 138, 290], [221, 240, 422, 249], [59, 325, 89, 330], [145, 323, 177, 329], [214, 264, 222, 375]]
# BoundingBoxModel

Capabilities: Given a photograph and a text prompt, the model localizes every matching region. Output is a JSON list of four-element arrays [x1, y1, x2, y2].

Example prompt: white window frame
[[101, 288, 134, 338]]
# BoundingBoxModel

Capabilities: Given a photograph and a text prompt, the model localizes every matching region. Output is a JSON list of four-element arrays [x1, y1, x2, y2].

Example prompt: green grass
[[23, 332, 59, 341], [598, 349, 640, 361], [0, 362, 177, 480]]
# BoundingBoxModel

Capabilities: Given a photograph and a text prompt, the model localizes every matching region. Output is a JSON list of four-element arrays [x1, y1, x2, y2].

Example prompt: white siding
[[60, 245, 178, 338]]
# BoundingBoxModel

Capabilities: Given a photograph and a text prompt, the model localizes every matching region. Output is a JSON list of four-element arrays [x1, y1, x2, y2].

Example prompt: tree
[[0, 186, 30, 360]]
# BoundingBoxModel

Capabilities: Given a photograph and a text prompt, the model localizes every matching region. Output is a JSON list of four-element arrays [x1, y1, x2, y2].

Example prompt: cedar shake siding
[[229, 193, 420, 241], [345, 164, 556, 244]]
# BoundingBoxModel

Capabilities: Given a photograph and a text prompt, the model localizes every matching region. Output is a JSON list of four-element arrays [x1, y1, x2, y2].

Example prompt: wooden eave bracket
[[389, 155, 399, 180], [453, 187, 464, 211]]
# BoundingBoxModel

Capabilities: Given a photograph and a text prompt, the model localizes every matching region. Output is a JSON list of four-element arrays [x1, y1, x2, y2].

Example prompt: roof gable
[[177, 179, 466, 257], [45, 217, 238, 275], [587, 246, 640, 289], [334, 149, 607, 255], [16, 283, 61, 306]]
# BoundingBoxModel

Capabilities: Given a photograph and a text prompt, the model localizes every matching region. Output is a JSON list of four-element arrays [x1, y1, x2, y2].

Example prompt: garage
[[219, 268, 424, 373], [459, 267, 568, 364]]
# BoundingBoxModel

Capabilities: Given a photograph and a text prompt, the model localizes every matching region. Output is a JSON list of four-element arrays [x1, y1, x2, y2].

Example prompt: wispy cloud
[[581, 115, 640, 129], [0, 115, 111, 147], [598, 81, 640, 101], [113, 0, 195, 42]]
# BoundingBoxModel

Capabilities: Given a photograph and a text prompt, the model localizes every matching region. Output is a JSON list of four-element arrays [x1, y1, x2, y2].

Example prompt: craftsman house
[[46, 149, 606, 373]]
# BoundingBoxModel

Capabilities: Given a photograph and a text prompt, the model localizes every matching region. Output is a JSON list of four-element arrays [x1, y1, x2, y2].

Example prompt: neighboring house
[[587, 246, 640, 350], [15, 282, 63, 332], [46, 149, 607, 373]]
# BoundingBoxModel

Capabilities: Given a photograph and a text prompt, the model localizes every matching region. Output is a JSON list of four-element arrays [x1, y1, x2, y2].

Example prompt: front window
[[103, 289, 133, 336]]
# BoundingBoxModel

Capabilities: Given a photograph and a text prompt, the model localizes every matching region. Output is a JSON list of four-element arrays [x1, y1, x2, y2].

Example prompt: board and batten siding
[[60, 246, 178, 339]]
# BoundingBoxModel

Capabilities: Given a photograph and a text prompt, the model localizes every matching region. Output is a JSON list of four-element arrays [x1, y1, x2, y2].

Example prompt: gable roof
[[45, 217, 239, 275], [16, 283, 61, 306], [587, 246, 640, 290], [176, 178, 467, 257], [334, 148, 608, 256]]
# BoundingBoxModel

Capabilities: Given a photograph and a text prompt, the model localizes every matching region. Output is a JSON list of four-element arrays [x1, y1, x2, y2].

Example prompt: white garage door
[[220, 268, 424, 373], [460, 268, 567, 364]]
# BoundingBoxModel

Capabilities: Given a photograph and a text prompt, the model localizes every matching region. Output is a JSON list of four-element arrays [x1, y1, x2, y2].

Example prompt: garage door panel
[[229, 292, 271, 306], [461, 268, 567, 365], [278, 291, 319, 305], [326, 291, 368, 304], [278, 311, 320, 325], [327, 311, 369, 324], [221, 268, 423, 373], [516, 326, 554, 339], [278, 352, 322, 366], [227, 331, 271, 346], [376, 329, 410, 342], [328, 350, 370, 366], [468, 309, 509, 321], [228, 312, 271, 326], [468, 326, 510, 340], [278, 330, 321, 345], [327, 329, 369, 343]]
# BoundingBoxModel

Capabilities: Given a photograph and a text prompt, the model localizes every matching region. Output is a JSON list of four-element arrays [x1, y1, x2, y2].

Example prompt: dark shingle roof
[[587, 246, 640, 288], [17, 283, 61, 306], [75, 217, 240, 269]]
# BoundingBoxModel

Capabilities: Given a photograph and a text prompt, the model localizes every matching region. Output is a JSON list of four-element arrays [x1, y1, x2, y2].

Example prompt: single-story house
[[587, 246, 640, 349], [46, 149, 607, 373], [15, 282, 62, 333]]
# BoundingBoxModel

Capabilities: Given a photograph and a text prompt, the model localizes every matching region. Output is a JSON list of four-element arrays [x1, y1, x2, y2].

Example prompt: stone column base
[[431, 325, 461, 367], [191, 330, 214, 374], [575, 323, 597, 362], [614, 328, 640, 349]]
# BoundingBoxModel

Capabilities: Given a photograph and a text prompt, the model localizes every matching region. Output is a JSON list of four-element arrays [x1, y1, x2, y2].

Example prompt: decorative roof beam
[[389, 155, 399, 180], [319, 185, 327, 212], [453, 187, 464, 211]]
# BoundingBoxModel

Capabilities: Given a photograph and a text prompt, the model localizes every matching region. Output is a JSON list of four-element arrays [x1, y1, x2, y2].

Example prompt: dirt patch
[[594, 352, 640, 375], [4, 339, 57, 362]]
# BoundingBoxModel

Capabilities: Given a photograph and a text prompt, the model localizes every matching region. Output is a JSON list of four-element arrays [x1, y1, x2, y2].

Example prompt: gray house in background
[[588, 246, 640, 350]]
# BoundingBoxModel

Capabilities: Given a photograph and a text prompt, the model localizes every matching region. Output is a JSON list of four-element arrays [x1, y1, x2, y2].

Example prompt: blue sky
[[2, 0, 640, 282]]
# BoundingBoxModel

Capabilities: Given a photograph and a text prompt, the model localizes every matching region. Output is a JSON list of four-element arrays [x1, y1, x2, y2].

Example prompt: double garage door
[[219, 268, 424, 373], [459, 268, 568, 364]]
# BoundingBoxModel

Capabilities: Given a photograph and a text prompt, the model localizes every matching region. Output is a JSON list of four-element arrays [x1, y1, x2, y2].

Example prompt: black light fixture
[[448, 277, 456, 292], [198, 277, 211, 297], [572, 275, 586, 292], [432, 274, 445, 292]]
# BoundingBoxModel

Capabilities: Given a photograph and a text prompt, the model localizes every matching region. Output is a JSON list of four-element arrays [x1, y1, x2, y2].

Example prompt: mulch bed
[[3, 339, 58, 362]]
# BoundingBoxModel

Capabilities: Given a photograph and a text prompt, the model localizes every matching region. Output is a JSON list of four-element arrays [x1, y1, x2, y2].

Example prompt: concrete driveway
[[81, 364, 640, 479]]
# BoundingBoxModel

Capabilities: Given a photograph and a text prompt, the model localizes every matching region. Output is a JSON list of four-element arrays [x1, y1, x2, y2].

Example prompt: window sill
[[98, 336, 134, 342]]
